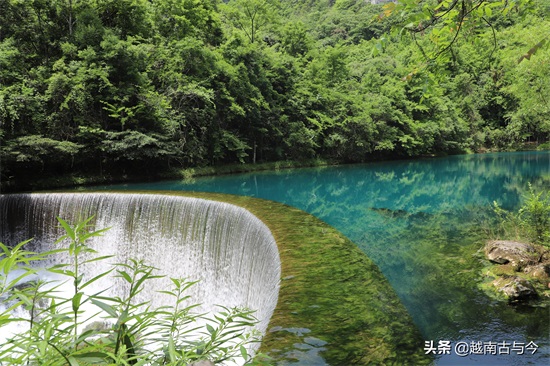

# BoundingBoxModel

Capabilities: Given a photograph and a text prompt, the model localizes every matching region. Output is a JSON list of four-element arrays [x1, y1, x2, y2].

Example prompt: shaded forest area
[[0, 0, 549, 189]]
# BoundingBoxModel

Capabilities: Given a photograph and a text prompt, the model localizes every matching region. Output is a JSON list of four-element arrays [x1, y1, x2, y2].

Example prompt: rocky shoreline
[[482, 240, 550, 304]]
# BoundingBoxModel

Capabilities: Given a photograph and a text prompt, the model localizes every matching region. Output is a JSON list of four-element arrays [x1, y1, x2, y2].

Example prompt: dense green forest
[[0, 0, 548, 189]]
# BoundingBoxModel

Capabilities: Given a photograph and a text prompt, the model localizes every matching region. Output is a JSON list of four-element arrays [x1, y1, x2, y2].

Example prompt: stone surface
[[485, 240, 539, 269], [492, 276, 538, 302], [523, 263, 550, 279], [483, 240, 550, 305]]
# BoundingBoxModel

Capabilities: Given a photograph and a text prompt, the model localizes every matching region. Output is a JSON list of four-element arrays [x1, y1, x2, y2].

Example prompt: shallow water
[[96, 151, 550, 364]]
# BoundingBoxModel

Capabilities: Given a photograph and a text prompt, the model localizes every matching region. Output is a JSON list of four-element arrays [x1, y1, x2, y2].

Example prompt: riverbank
[[0, 159, 337, 193], [4, 143, 548, 194]]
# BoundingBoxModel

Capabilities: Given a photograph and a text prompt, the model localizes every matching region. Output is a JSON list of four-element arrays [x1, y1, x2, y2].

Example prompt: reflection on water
[[97, 151, 550, 365]]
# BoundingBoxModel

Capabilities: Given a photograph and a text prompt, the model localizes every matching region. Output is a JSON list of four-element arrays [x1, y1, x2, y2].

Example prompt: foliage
[[493, 183, 550, 246], [221, 0, 280, 44], [0, 0, 549, 190], [379, 0, 533, 63], [0, 217, 261, 365]]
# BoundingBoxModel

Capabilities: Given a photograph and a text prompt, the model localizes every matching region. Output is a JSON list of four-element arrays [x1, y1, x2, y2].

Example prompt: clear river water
[[95, 151, 550, 365]]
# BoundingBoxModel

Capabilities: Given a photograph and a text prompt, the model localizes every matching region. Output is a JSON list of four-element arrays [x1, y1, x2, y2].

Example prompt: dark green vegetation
[[152, 191, 431, 365], [1, 0, 549, 191], [1, 216, 260, 365]]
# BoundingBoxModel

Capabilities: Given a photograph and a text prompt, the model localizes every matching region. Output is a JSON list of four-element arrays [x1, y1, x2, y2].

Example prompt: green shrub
[[0, 217, 263, 365], [493, 183, 550, 247]]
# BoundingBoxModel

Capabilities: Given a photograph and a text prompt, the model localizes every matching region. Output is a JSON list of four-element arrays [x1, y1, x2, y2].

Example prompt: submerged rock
[[485, 240, 539, 270]]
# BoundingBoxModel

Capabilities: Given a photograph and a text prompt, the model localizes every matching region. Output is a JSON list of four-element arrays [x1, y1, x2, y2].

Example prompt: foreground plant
[[0, 217, 263, 365], [493, 183, 550, 247]]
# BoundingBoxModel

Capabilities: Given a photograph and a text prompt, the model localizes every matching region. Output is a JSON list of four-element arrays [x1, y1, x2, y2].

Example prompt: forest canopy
[[0, 0, 548, 187]]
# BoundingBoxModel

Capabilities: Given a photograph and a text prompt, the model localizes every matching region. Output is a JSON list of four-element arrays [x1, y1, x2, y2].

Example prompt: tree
[[504, 44, 550, 143], [279, 21, 312, 56], [221, 0, 279, 43], [93, 0, 154, 38], [379, 0, 534, 64], [151, 0, 222, 44]]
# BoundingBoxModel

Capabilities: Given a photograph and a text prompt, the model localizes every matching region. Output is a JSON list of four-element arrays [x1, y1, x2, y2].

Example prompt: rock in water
[[482, 240, 550, 305], [492, 276, 538, 303], [523, 263, 550, 279], [485, 240, 539, 270]]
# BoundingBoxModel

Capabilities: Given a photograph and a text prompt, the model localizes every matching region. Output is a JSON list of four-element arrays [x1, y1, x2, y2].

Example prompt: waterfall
[[0, 193, 281, 358]]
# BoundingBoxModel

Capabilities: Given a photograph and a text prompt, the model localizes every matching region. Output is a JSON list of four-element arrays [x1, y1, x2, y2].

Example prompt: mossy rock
[[485, 240, 540, 270], [492, 276, 538, 303], [481, 240, 550, 306]]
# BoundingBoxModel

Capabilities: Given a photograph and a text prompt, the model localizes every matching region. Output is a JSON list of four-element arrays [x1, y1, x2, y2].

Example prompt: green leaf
[[83, 255, 114, 265], [80, 227, 110, 242], [81, 268, 114, 289], [75, 274, 84, 287], [117, 270, 133, 283], [39, 339, 48, 356], [49, 267, 75, 278], [72, 292, 84, 313], [168, 336, 178, 361], [13, 290, 33, 307], [73, 352, 110, 363], [240, 345, 248, 359], [57, 217, 76, 242], [67, 356, 80, 366], [91, 299, 119, 318]]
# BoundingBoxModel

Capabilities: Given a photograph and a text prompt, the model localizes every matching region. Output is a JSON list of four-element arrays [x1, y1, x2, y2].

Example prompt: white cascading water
[[0, 193, 281, 362]]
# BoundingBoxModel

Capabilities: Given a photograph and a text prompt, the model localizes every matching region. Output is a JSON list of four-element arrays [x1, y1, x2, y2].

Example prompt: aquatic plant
[[0, 217, 262, 365]]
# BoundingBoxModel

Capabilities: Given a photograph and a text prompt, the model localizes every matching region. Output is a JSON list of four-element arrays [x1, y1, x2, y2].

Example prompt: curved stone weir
[[0, 192, 281, 356]]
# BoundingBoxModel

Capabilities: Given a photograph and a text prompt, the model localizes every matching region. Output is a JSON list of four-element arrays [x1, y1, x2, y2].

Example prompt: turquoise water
[[96, 151, 550, 365]]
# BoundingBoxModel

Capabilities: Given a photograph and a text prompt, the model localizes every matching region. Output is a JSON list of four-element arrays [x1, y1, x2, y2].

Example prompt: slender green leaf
[[57, 217, 76, 241], [91, 299, 119, 318], [72, 292, 84, 313], [81, 268, 113, 289]]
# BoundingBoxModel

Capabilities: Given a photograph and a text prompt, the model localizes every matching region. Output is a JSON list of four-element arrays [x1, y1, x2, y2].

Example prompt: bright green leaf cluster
[[0, 217, 264, 365], [493, 183, 550, 247]]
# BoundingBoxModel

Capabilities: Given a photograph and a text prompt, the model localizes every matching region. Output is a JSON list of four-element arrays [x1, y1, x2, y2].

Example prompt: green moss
[[128, 191, 432, 365], [480, 260, 550, 306]]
